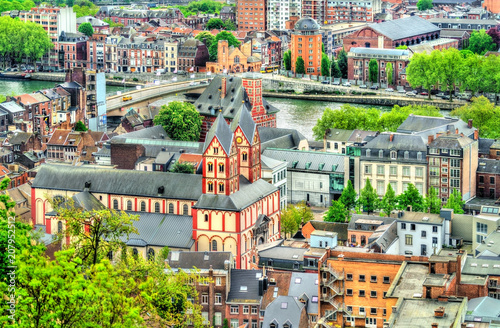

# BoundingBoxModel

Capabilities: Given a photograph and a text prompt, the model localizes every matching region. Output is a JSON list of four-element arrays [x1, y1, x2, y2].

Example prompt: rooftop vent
[[158, 186, 165, 194]]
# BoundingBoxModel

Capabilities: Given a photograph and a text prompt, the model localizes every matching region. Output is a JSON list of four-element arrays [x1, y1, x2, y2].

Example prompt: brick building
[[427, 132, 478, 202], [325, 0, 382, 25], [347, 47, 409, 86], [237, 0, 266, 31], [177, 38, 209, 73], [342, 16, 441, 52], [58, 31, 88, 69], [484, 0, 500, 14], [477, 159, 500, 199], [206, 40, 262, 74], [302, 0, 326, 27], [194, 74, 278, 141], [290, 17, 322, 75], [12, 93, 51, 135], [86, 33, 106, 71]]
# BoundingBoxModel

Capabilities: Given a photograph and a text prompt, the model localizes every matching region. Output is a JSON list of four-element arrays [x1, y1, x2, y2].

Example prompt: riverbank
[[29, 73, 145, 87], [262, 91, 463, 110]]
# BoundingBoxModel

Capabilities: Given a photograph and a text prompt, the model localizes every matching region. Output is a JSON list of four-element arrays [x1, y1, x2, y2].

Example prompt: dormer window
[[390, 151, 397, 160], [366, 149, 371, 157], [379, 150, 383, 158]]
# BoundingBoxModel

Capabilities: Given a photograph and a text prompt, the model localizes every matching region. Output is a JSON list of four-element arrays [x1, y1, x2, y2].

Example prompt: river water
[[0, 79, 390, 140]]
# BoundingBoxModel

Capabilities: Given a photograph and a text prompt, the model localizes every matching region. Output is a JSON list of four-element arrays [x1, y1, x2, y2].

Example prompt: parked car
[[342, 82, 352, 87], [441, 95, 450, 100], [406, 92, 416, 97], [332, 80, 340, 85], [436, 92, 445, 98], [370, 85, 379, 90], [420, 91, 429, 96], [359, 84, 367, 89], [189, 81, 200, 86], [398, 89, 406, 93], [321, 80, 330, 84], [385, 88, 394, 92]]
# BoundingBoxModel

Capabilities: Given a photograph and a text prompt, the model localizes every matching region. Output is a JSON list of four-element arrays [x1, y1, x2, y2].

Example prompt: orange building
[[290, 17, 322, 76], [206, 40, 261, 74], [237, 0, 266, 31], [483, 0, 500, 14]]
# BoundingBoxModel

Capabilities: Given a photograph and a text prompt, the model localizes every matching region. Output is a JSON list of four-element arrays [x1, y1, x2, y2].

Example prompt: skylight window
[[240, 286, 247, 291], [281, 302, 288, 309], [295, 278, 302, 284]]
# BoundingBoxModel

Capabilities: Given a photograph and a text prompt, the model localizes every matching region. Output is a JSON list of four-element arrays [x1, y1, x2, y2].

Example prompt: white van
[[155, 69, 166, 74]]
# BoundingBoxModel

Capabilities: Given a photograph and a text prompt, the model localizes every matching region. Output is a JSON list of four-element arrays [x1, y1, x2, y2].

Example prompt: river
[[1, 79, 390, 140]]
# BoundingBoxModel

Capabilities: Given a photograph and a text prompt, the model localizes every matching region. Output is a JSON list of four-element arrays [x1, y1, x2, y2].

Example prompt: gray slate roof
[[72, 191, 106, 211], [167, 251, 233, 270], [364, 132, 427, 151], [478, 159, 500, 174], [32, 165, 202, 200], [262, 149, 345, 173], [478, 138, 495, 155], [428, 134, 475, 150], [259, 127, 307, 151], [0, 101, 25, 114], [194, 175, 277, 211], [288, 272, 319, 314], [461, 257, 500, 276], [124, 211, 193, 248], [111, 125, 170, 141], [203, 112, 234, 154], [258, 246, 309, 261], [370, 16, 440, 41], [350, 47, 409, 56], [294, 16, 320, 31], [308, 221, 348, 241], [465, 297, 500, 323], [230, 106, 256, 143], [397, 115, 476, 139], [8, 132, 31, 145], [227, 269, 263, 303], [262, 296, 305, 328]]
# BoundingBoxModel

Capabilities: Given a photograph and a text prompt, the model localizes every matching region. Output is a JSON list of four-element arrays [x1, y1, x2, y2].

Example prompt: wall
[[287, 170, 331, 206]]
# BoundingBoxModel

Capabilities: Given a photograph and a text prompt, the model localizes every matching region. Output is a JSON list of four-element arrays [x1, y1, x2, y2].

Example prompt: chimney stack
[[221, 77, 227, 99], [431, 324, 438, 328], [390, 133, 394, 142], [474, 130, 479, 140], [434, 306, 445, 317], [455, 128, 459, 134], [468, 119, 473, 128], [428, 135, 434, 144]]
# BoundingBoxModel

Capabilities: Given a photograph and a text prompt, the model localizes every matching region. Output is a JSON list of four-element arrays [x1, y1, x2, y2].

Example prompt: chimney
[[390, 133, 394, 142], [474, 129, 479, 140], [455, 128, 458, 134], [221, 77, 227, 99], [428, 135, 434, 144], [431, 324, 438, 328], [468, 119, 473, 128], [434, 306, 445, 317]]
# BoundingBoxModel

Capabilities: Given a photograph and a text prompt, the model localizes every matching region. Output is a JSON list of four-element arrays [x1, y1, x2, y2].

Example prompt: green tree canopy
[[295, 56, 305, 74], [397, 184, 425, 212], [280, 202, 313, 238], [436, 48, 463, 102], [386, 62, 393, 85], [368, 59, 378, 83], [468, 29, 497, 55], [171, 162, 195, 174], [451, 96, 500, 138], [406, 51, 440, 99], [396, 45, 408, 50], [339, 180, 357, 211], [208, 31, 240, 61], [337, 48, 348, 79], [417, 0, 433, 10], [283, 50, 291, 71], [444, 189, 465, 214], [103, 17, 124, 27], [153, 101, 203, 141], [425, 187, 441, 214], [74, 120, 87, 131], [331, 57, 341, 78], [360, 179, 378, 215], [223, 19, 236, 30], [206, 18, 225, 30], [324, 200, 349, 222], [195, 31, 214, 48], [380, 183, 397, 217], [321, 53, 330, 77], [78, 22, 94, 37]]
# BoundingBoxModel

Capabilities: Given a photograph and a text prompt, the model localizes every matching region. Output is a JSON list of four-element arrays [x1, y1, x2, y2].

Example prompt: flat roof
[[423, 274, 448, 287], [321, 22, 368, 31], [391, 263, 429, 298], [460, 274, 488, 286], [355, 219, 384, 225], [392, 298, 465, 328], [398, 212, 444, 224]]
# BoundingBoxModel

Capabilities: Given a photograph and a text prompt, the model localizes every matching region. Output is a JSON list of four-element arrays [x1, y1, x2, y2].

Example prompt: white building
[[396, 209, 453, 257], [267, 0, 301, 30], [261, 155, 288, 210]]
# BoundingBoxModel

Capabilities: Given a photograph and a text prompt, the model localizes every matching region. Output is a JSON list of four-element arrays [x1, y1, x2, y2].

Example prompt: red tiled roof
[[178, 153, 202, 168]]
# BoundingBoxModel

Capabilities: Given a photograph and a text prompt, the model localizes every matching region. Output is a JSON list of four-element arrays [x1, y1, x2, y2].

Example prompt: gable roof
[[203, 112, 234, 154], [167, 251, 233, 270], [288, 272, 319, 314], [262, 148, 345, 173], [227, 269, 263, 303], [307, 221, 349, 240], [262, 295, 305, 327], [8, 132, 31, 145], [363, 133, 427, 152], [230, 106, 256, 143], [396, 115, 476, 139], [32, 165, 202, 200], [370, 16, 440, 41]]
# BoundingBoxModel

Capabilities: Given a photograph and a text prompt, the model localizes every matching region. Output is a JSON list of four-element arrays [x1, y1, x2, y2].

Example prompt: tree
[[339, 180, 357, 211], [78, 22, 94, 37], [331, 57, 341, 78], [481, 54, 500, 105], [416, 0, 433, 10], [153, 101, 203, 141], [462, 54, 485, 96], [195, 31, 214, 49], [74, 120, 87, 131], [436, 48, 463, 102], [468, 29, 497, 55], [407, 51, 439, 100], [208, 31, 240, 61], [337, 48, 348, 79], [294, 201, 314, 226], [103, 17, 124, 28], [368, 59, 378, 83], [206, 18, 225, 30], [378, 104, 442, 132], [324, 200, 349, 222], [283, 49, 291, 71], [280, 205, 299, 239], [295, 56, 305, 74], [450, 96, 500, 138], [396, 45, 408, 50], [425, 187, 441, 214], [443, 189, 465, 214], [487, 27, 500, 48], [53, 201, 139, 266], [321, 53, 330, 77], [223, 19, 236, 31], [386, 62, 393, 85], [380, 183, 397, 217], [360, 179, 378, 215], [171, 162, 195, 174], [397, 183, 425, 212]]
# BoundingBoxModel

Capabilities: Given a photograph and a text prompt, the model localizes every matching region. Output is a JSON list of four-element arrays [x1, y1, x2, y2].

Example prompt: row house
[[164, 38, 179, 73], [325, 0, 382, 24], [347, 47, 409, 86], [58, 31, 88, 70], [117, 36, 167, 73], [12, 93, 51, 134], [177, 38, 209, 73], [244, 31, 283, 68], [180, 15, 211, 29], [76, 16, 109, 33], [105, 35, 122, 72], [37, 87, 71, 132], [46, 129, 108, 163], [87, 33, 106, 71], [477, 159, 500, 199], [220, 6, 236, 23], [0, 102, 24, 132], [104, 8, 184, 26]]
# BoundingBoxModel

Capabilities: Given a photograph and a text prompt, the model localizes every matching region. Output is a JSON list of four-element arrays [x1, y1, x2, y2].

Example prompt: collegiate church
[[31, 106, 281, 269]]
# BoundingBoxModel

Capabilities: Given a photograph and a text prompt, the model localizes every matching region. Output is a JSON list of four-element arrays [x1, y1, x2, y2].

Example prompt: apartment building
[[105, 35, 122, 72], [472, 206, 500, 251], [164, 39, 179, 73], [58, 32, 88, 69], [360, 133, 427, 197], [427, 132, 478, 202], [325, 0, 381, 24], [302, 0, 326, 26], [261, 155, 288, 210], [177, 38, 209, 73], [87, 33, 106, 71], [321, 22, 368, 56], [237, 0, 266, 31], [290, 17, 322, 75], [267, 0, 293, 30], [117, 36, 167, 73]]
